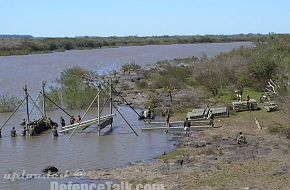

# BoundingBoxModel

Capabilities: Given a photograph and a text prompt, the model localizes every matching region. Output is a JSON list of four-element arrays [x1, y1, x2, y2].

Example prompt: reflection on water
[[0, 106, 174, 190]]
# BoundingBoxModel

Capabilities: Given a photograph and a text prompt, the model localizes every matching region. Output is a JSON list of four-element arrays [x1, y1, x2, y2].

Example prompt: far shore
[[0, 34, 259, 56]]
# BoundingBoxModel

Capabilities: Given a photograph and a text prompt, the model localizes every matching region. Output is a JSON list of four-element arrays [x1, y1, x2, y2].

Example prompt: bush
[[146, 62, 193, 102], [0, 94, 21, 112], [136, 80, 148, 89], [121, 62, 141, 72], [45, 66, 101, 110], [146, 92, 162, 109]]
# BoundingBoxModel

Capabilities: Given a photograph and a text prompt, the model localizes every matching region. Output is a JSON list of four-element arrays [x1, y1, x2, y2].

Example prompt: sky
[[1, 0, 290, 37]]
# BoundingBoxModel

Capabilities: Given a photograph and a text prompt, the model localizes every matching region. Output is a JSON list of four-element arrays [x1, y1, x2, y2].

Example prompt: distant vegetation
[[0, 34, 284, 56], [0, 34, 33, 39], [0, 94, 21, 112]]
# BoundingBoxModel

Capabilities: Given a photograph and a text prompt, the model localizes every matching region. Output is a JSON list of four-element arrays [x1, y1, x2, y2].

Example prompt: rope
[[112, 87, 142, 118], [100, 96, 110, 114], [29, 93, 41, 116], [1, 97, 27, 130], [27, 93, 44, 116], [69, 91, 101, 138], [42, 93, 73, 118], [101, 88, 138, 136]]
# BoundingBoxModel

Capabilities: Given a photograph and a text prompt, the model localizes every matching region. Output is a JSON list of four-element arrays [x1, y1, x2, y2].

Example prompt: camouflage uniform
[[237, 133, 246, 144]]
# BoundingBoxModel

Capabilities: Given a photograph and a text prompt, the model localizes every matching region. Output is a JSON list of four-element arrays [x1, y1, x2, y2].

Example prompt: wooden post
[[255, 117, 262, 129], [42, 81, 46, 118], [97, 83, 101, 136], [109, 78, 113, 130], [24, 85, 30, 126]]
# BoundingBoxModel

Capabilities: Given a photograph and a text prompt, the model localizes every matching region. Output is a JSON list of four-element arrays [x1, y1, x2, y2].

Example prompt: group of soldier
[[5, 109, 248, 144], [7, 117, 59, 138], [5, 114, 83, 138], [141, 105, 216, 137], [182, 106, 215, 138], [8, 118, 36, 138]]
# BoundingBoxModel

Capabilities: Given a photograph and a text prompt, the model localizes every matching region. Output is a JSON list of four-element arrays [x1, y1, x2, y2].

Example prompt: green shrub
[[0, 94, 21, 112], [45, 66, 101, 110], [121, 62, 141, 72]]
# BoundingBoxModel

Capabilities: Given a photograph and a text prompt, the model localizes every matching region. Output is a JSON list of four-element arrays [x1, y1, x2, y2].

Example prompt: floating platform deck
[[142, 125, 212, 131], [59, 114, 115, 133], [187, 107, 229, 119], [145, 118, 211, 126], [264, 101, 279, 112], [232, 99, 258, 112]]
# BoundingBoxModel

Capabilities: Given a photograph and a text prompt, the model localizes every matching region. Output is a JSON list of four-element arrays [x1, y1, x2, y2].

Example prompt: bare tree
[[193, 56, 224, 96]]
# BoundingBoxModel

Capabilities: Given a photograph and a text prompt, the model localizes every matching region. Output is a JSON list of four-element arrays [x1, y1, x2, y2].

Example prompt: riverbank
[[84, 62, 290, 189], [85, 110, 290, 190]]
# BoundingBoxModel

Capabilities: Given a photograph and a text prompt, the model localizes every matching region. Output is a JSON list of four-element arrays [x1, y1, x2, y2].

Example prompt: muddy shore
[[83, 112, 290, 190], [83, 70, 290, 190]]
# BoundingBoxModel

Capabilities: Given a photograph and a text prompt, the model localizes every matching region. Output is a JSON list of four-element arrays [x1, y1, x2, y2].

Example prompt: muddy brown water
[[0, 107, 175, 190], [0, 42, 253, 190]]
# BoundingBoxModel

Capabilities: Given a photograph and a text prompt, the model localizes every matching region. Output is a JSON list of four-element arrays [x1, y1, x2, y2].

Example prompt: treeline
[[1, 34, 288, 56], [0, 34, 33, 39]]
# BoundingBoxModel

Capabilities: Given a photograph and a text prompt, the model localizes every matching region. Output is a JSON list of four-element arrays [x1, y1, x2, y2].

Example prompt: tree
[[193, 56, 224, 96], [0, 94, 21, 112], [46, 66, 99, 109], [150, 63, 191, 102]]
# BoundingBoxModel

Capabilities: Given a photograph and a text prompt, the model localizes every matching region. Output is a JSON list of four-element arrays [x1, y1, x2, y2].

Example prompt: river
[[0, 42, 253, 190]]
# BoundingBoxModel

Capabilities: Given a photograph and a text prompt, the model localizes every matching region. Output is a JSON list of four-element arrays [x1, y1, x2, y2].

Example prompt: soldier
[[70, 116, 75, 125], [246, 95, 251, 110], [143, 108, 150, 118], [22, 127, 28, 136], [164, 114, 170, 134], [203, 105, 210, 118], [143, 107, 152, 124], [52, 126, 59, 137], [11, 127, 17, 137], [60, 116, 65, 128], [77, 115, 81, 123], [164, 107, 171, 134], [237, 132, 246, 144], [20, 118, 26, 128], [29, 126, 35, 136], [183, 117, 191, 137], [207, 110, 214, 128]]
